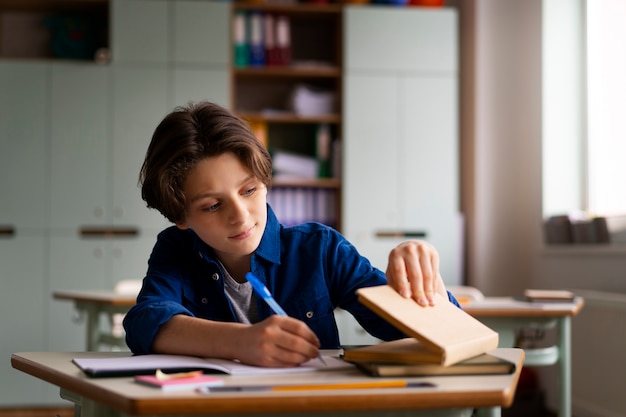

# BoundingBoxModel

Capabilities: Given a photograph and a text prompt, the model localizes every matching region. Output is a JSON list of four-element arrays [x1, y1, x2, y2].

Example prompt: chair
[[449, 286, 560, 367], [99, 279, 142, 350]]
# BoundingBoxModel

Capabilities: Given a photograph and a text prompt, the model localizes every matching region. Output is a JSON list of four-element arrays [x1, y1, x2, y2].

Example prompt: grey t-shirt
[[222, 267, 259, 324]]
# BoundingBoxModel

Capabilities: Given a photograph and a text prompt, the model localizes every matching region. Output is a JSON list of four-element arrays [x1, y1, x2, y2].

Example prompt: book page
[[73, 354, 353, 377]]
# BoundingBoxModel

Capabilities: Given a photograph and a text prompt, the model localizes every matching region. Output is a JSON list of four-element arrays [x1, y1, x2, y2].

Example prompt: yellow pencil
[[197, 381, 435, 393], [272, 380, 409, 391]]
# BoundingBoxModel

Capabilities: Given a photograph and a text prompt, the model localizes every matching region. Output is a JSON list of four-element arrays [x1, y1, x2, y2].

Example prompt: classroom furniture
[[53, 289, 137, 352], [1, 1, 461, 407], [12, 348, 524, 417], [462, 296, 584, 417], [342, 6, 463, 286]]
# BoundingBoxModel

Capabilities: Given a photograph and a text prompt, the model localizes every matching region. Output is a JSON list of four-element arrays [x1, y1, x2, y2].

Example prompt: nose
[[228, 196, 249, 224]]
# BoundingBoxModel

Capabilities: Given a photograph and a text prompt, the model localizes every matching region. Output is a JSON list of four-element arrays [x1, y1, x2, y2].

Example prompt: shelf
[[232, 2, 343, 15], [240, 112, 340, 124], [0, 0, 108, 60], [235, 65, 341, 78], [272, 177, 340, 189], [0, 0, 107, 12], [231, 2, 343, 230]]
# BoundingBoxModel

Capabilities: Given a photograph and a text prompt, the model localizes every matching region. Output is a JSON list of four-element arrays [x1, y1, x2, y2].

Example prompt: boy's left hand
[[385, 240, 447, 306]]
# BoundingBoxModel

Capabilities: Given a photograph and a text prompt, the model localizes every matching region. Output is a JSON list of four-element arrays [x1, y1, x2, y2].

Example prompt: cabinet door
[[344, 6, 457, 73], [343, 74, 401, 249], [0, 236, 49, 404], [111, 66, 170, 229], [401, 76, 463, 285], [0, 62, 48, 231], [172, 1, 229, 66], [48, 236, 109, 351], [110, 232, 159, 284], [111, 0, 168, 64], [50, 63, 110, 229], [172, 68, 230, 108], [343, 7, 462, 284], [402, 76, 459, 221]]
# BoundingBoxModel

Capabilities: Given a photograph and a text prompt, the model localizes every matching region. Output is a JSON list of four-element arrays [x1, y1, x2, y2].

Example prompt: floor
[[0, 407, 73, 417]]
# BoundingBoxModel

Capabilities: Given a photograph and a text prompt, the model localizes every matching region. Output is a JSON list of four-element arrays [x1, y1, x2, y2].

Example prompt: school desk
[[53, 290, 136, 351], [12, 348, 524, 417], [463, 297, 584, 417]]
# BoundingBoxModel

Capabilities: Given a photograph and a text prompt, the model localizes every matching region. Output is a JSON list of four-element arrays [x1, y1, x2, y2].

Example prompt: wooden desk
[[53, 290, 136, 351], [12, 349, 523, 417], [463, 297, 584, 417]]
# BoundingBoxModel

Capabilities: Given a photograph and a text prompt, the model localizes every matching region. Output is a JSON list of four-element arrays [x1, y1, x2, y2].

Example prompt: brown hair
[[139, 101, 272, 224]]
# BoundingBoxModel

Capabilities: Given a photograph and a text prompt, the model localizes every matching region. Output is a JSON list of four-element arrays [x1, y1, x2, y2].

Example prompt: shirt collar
[[254, 204, 281, 265]]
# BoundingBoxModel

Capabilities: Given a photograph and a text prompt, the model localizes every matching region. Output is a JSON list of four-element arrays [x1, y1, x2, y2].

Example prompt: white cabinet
[[111, 66, 170, 230], [0, 236, 52, 404], [172, 1, 229, 66], [0, 62, 55, 404], [0, 62, 48, 231], [50, 63, 110, 229], [342, 7, 462, 286], [47, 233, 157, 352], [111, 0, 169, 64], [171, 1, 230, 108], [172, 68, 230, 109]]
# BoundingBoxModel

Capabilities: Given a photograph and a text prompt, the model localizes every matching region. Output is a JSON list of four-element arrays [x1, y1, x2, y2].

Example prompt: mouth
[[230, 225, 255, 240]]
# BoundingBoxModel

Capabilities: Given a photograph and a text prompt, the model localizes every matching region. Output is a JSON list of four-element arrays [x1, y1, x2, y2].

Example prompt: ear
[[176, 222, 189, 230]]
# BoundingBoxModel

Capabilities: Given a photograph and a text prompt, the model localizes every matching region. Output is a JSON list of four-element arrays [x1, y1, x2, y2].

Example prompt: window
[[543, 0, 626, 219], [586, 0, 626, 216]]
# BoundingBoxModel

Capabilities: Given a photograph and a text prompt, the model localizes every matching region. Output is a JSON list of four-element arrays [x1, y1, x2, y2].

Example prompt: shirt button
[[306, 311, 314, 319], [201, 297, 208, 304], [198, 251, 203, 259], [212, 273, 220, 281]]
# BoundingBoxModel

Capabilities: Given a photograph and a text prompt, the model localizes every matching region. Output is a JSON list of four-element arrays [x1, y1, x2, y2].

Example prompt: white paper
[[73, 354, 353, 377]]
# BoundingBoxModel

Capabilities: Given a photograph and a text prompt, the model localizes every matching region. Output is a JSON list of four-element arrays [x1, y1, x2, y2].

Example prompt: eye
[[243, 186, 257, 196], [202, 202, 221, 212]]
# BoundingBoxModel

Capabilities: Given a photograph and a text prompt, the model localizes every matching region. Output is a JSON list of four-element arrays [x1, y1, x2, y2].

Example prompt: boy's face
[[176, 153, 268, 265]]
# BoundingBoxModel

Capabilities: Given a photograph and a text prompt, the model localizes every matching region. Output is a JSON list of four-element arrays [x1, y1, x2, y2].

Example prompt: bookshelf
[[0, 0, 108, 60], [231, 2, 343, 231]]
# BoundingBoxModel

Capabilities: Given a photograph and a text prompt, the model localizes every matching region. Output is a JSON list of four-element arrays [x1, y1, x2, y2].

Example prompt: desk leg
[[559, 316, 571, 417], [475, 407, 501, 417], [61, 388, 121, 417], [83, 304, 100, 351]]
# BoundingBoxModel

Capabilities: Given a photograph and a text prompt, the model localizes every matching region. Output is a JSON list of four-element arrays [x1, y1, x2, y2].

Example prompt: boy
[[123, 101, 459, 367]]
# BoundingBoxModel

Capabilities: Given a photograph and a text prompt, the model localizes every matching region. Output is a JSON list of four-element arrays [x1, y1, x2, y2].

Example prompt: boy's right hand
[[237, 315, 321, 367]]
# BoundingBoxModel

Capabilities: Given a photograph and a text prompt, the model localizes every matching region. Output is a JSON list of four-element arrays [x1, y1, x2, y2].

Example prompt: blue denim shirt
[[124, 206, 460, 354]]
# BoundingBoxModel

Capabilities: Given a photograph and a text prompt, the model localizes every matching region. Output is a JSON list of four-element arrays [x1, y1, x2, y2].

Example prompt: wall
[[457, 0, 543, 297], [457, 0, 626, 415]]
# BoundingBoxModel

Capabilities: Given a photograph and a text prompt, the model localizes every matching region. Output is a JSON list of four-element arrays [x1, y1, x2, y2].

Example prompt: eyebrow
[[188, 174, 257, 204]]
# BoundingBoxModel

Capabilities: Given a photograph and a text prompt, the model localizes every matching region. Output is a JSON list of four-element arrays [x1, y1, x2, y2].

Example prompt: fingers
[[246, 316, 320, 367], [386, 240, 440, 306]]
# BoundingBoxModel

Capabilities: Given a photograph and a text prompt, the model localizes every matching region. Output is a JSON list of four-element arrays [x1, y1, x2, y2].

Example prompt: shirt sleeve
[[123, 228, 194, 354]]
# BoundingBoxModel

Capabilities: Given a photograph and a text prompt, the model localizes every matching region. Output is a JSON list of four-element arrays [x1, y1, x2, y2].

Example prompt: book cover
[[350, 350, 516, 377], [232, 11, 249, 67], [353, 285, 499, 366], [134, 372, 224, 391], [523, 289, 576, 302]]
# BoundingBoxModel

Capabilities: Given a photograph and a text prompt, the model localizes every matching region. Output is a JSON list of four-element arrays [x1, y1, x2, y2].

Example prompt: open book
[[73, 354, 352, 377], [344, 285, 499, 366]]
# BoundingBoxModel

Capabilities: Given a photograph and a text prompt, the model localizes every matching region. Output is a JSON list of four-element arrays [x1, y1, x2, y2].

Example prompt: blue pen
[[245, 272, 326, 365]]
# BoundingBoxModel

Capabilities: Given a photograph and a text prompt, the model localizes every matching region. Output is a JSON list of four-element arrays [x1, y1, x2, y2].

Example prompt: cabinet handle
[[375, 231, 428, 239], [0, 226, 16, 237], [79, 227, 139, 237]]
